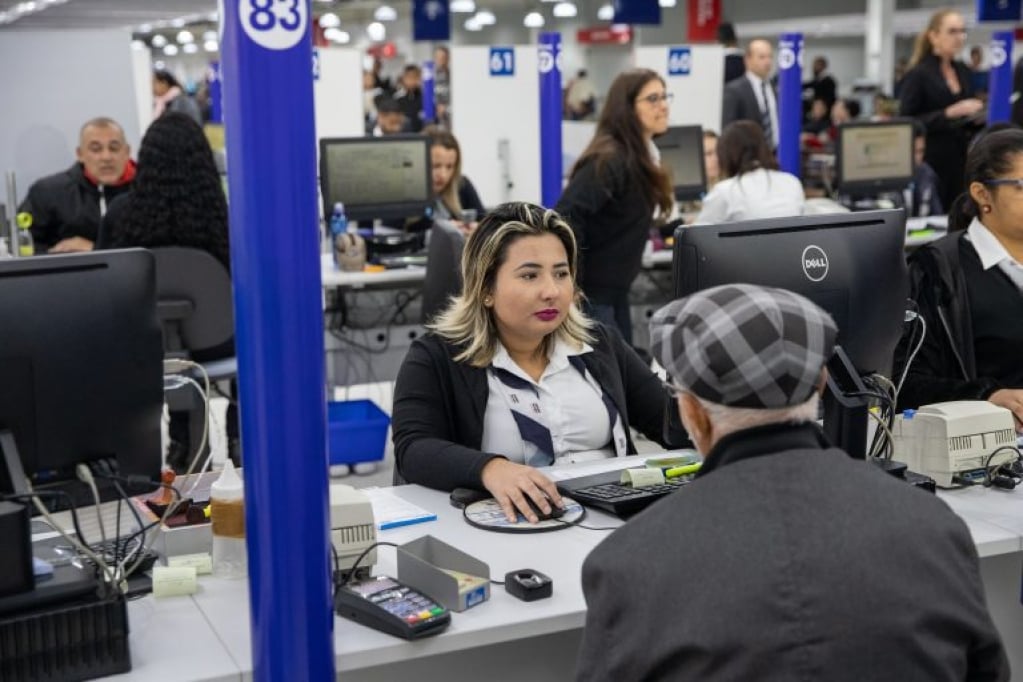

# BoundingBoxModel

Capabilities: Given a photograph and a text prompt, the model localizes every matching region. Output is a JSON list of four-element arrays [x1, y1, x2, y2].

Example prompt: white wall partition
[[450, 45, 541, 206], [131, 47, 154, 136], [633, 45, 725, 135], [314, 47, 365, 142]]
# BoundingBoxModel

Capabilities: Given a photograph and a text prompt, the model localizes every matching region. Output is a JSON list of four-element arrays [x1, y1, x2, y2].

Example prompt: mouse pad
[[462, 497, 585, 533]]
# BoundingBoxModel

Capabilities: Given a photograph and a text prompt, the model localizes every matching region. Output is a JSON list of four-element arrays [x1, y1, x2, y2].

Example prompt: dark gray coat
[[577, 423, 1009, 682]]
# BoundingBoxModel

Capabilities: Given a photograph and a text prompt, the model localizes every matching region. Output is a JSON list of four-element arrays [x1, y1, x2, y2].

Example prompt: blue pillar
[[208, 61, 223, 124], [777, 33, 803, 177], [220, 3, 333, 681], [539, 33, 562, 208], [988, 31, 1013, 124], [423, 59, 436, 124]]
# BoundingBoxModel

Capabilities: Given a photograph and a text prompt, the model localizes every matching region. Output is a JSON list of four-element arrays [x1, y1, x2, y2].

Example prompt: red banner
[[577, 25, 633, 45], [687, 0, 721, 42]]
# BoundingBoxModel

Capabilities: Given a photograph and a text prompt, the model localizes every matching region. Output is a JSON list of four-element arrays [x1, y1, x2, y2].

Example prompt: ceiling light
[[154, 60, 166, 70], [151, 34, 168, 48], [176, 30, 194, 44], [541, 0, 558, 3], [183, 43, 199, 54], [131, 39, 147, 51], [324, 27, 350, 43], [14, 2, 37, 14], [138, 23, 153, 33], [171, 18, 185, 28], [553, 2, 577, 17], [475, 10, 496, 25], [597, 4, 614, 20], [367, 21, 386, 41], [524, 11, 544, 27], [203, 40, 219, 52], [451, 0, 475, 13], [464, 17, 482, 31], [318, 12, 340, 28], [658, 0, 676, 6], [163, 44, 179, 56], [202, 30, 217, 42], [374, 5, 397, 21]]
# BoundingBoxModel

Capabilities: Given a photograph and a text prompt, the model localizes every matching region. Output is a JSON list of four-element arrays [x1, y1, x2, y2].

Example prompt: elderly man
[[721, 38, 778, 149], [17, 117, 134, 253], [575, 284, 1009, 682]]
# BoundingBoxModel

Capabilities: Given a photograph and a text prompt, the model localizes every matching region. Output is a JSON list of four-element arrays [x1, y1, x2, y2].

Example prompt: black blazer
[[391, 324, 674, 490], [722, 75, 773, 132]]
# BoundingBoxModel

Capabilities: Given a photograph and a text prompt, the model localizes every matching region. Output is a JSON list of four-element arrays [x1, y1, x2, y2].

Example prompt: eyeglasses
[[637, 92, 673, 106], [984, 178, 1023, 189], [945, 27, 967, 36]]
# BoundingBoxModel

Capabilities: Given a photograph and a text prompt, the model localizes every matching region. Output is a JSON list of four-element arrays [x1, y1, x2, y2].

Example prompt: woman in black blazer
[[899, 9, 984, 209]]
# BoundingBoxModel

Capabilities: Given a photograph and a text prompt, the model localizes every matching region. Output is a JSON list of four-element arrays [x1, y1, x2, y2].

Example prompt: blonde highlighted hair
[[424, 125, 463, 217], [908, 9, 960, 68], [430, 202, 594, 367]]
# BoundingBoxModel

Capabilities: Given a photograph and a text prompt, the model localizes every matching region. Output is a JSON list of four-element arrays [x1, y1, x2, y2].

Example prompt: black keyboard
[[559, 472, 692, 518]]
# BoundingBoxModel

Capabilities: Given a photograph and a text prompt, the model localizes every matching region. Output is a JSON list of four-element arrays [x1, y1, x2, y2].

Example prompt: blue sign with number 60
[[490, 47, 515, 76], [668, 47, 691, 76]]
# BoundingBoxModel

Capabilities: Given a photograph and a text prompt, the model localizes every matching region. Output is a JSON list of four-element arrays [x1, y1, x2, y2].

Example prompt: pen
[[664, 463, 701, 478]]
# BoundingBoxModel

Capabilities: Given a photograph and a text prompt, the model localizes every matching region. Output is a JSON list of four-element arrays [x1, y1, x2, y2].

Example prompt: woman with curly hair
[[99, 112, 235, 471]]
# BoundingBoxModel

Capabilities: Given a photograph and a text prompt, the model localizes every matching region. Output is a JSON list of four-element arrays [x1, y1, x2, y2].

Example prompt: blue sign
[[988, 31, 1014, 123], [423, 59, 436, 123], [613, 0, 661, 25], [538, 33, 562, 207], [668, 47, 691, 76], [413, 0, 450, 41], [976, 0, 1022, 21], [777, 33, 803, 177], [207, 61, 222, 124], [490, 47, 515, 76]]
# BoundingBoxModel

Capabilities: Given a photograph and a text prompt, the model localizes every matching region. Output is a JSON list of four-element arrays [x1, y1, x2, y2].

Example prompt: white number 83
[[240, 0, 307, 51]]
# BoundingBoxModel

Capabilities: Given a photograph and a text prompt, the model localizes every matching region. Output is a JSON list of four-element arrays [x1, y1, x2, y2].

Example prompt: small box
[[397, 535, 490, 612], [327, 400, 390, 466]]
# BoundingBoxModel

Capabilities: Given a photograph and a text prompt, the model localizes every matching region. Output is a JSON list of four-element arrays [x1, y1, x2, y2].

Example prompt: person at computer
[[410, 127, 484, 237], [554, 68, 674, 344], [368, 95, 408, 136], [899, 9, 984, 210], [896, 127, 1023, 430], [721, 39, 778, 150], [575, 283, 1009, 682], [97, 113, 238, 470], [692, 120, 804, 225], [391, 202, 677, 523], [909, 120, 943, 217], [17, 117, 135, 253], [394, 64, 425, 133]]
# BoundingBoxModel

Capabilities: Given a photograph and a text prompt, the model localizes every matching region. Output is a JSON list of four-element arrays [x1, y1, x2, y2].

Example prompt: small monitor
[[319, 135, 432, 223], [0, 250, 164, 506], [836, 120, 914, 195], [654, 126, 707, 202], [672, 210, 909, 457]]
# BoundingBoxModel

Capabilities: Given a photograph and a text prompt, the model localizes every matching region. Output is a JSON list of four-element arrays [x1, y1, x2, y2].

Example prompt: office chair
[[151, 247, 237, 468], [420, 222, 466, 325]]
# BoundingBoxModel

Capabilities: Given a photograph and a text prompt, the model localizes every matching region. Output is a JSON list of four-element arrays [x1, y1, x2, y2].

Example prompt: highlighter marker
[[664, 463, 701, 479]]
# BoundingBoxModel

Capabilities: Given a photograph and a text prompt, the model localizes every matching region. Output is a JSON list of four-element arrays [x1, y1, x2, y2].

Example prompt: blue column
[[220, 3, 333, 681], [538, 33, 562, 208], [988, 31, 1013, 124], [423, 59, 436, 124], [776, 33, 803, 177], [208, 61, 223, 124]]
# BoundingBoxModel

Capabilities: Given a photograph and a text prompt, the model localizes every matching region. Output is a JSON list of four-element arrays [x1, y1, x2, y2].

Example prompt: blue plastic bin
[[327, 400, 390, 465]]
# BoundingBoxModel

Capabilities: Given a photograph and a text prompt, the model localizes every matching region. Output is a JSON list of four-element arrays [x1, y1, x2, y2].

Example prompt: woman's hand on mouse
[[481, 458, 563, 523]]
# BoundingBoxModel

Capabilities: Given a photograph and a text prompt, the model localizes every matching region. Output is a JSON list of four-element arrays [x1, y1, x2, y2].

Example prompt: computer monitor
[[0, 249, 164, 507], [654, 126, 707, 202], [672, 209, 909, 458], [836, 120, 914, 196], [319, 135, 432, 224]]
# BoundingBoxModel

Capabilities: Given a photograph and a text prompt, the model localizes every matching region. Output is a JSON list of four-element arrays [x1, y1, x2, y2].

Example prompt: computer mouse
[[522, 496, 565, 522]]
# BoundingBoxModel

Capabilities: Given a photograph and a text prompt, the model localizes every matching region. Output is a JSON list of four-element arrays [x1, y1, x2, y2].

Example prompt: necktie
[[760, 80, 774, 147]]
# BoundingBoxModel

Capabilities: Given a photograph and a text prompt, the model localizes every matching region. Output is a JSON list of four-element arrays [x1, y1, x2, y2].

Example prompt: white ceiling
[[0, 0, 218, 29]]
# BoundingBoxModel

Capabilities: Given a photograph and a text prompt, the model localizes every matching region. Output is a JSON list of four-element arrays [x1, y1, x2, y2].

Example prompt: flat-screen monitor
[[836, 120, 914, 196], [0, 250, 164, 507], [654, 125, 707, 202], [319, 135, 432, 223], [672, 210, 909, 457]]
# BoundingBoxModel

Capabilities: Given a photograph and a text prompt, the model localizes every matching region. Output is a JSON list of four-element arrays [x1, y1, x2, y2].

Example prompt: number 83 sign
[[240, 0, 307, 51]]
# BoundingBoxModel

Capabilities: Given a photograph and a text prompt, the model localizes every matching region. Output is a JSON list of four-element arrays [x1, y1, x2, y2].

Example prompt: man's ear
[[815, 368, 828, 396], [679, 393, 709, 443]]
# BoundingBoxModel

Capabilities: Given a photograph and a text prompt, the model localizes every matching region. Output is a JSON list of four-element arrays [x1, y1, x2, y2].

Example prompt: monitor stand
[[823, 346, 870, 459], [0, 428, 30, 497]]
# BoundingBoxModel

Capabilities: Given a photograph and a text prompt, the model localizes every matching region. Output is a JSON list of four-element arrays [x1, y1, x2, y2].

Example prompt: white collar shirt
[[966, 217, 1023, 293]]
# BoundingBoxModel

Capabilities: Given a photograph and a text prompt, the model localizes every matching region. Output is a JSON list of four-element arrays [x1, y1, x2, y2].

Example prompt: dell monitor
[[319, 135, 432, 224], [0, 249, 164, 507], [836, 120, 914, 196], [654, 126, 707, 203], [672, 210, 909, 458]]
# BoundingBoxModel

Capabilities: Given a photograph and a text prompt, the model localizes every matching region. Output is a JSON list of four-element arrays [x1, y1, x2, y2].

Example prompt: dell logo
[[802, 245, 829, 282]]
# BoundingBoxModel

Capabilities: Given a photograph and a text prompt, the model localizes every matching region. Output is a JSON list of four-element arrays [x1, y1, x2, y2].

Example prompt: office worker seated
[[407, 127, 484, 236], [896, 128, 1023, 429], [909, 119, 943, 217], [693, 120, 804, 225], [98, 112, 238, 470], [368, 94, 409, 136], [391, 203, 675, 523], [576, 284, 1009, 682], [17, 116, 135, 253]]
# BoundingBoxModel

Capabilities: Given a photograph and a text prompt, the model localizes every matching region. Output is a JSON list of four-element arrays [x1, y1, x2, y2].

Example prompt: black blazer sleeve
[[555, 156, 624, 281], [721, 79, 742, 130], [899, 58, 974, 133], [458, 176, 485, 215]]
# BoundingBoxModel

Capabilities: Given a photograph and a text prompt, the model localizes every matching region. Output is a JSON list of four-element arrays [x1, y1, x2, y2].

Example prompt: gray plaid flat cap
[[650, 284, 837, 409]]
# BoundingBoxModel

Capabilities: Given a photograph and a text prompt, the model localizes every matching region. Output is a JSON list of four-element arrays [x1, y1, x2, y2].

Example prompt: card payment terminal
[[334, 575, 451, 639]]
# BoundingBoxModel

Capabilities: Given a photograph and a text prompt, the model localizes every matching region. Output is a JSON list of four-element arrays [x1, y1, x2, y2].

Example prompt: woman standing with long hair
[[899, 9, 984, 209], [555, 68, 674, 344]]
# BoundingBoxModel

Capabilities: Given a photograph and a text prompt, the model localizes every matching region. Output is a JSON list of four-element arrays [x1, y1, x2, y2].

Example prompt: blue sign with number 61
[[490, 47, 515, 76], [668, 47, 691, 76]]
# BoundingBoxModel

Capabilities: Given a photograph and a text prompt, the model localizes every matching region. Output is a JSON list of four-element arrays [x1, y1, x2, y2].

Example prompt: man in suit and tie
[[721, 39, 779, 150]]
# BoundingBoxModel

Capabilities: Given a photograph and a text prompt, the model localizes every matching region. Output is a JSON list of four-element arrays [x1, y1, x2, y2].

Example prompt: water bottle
[[329, 202, 348, 239], [210, 459, 247, 578]]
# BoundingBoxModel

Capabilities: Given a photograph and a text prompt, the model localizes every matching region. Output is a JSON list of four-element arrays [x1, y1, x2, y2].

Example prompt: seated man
[[18, 117, 135, 253], [368, 95, 409, 136], [576, 284, 1008, 682]]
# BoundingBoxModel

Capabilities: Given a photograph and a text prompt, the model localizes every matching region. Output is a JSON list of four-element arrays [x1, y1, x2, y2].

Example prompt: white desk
[[321, 253, 425, 290]]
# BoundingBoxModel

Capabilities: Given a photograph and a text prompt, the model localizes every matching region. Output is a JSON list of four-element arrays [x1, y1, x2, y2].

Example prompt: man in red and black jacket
[[17, 117, 136, 253]]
